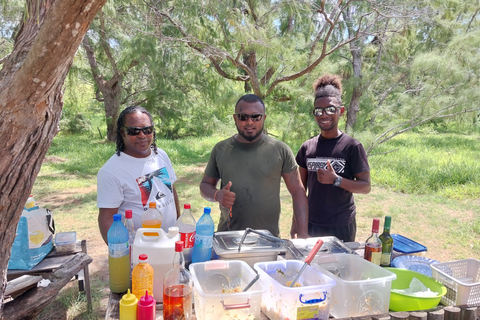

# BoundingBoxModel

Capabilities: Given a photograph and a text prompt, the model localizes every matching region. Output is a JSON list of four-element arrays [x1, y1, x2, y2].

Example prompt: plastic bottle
[[142, 202, 162, 236], [108, 213, 130, 293], [132, 254, 155, 300], [24, 194, 38, 210], [124, 209, 136, 272], [163, 241, 193, 320], [191, 207, 214, 263], [364, 218, 382, 265], [379, 216, 394, 267], [119, 289, 138, 320], [175, 204, 196, 268], [136, 290, 156, 320]]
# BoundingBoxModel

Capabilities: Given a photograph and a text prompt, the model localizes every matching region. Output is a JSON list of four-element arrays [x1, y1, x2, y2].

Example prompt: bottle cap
[[384, 216, 392, 229], [125, 210, 133, 219], [149, 202, 156, 208], [175, 241, 184, 252], [139, 254, 148, 261], [372, 218, 380, 233], [138, 290, 155, 305], [121, 289, 138, 305], [113, 213, 121, 221], [184, 204, 191, 209], [204, 207, 211, 214]]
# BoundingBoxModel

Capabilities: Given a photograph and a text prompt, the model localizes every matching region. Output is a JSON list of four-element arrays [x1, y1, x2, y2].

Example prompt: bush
[[60, 113, 92, 134]]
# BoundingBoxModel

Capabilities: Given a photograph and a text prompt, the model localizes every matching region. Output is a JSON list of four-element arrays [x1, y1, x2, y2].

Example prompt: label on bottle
[[371, 251, 382, 265], [180, 231, 195, 249], [108, 242, 129, 258], [194, 234, 212, 248], [381, 253, 391, 266]]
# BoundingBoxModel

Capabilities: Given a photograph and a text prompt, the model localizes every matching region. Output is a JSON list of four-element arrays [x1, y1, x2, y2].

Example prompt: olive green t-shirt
[[204, 134, 297, 236]]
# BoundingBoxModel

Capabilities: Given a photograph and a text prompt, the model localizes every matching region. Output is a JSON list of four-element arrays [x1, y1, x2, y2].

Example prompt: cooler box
[[254, 260, 336, 320], [190, 260, 266, 320], [312, 253, 396, 318]]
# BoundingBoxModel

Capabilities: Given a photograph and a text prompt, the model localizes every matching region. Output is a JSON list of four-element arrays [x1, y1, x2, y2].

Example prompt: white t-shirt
[[97, 148, 178, 232]]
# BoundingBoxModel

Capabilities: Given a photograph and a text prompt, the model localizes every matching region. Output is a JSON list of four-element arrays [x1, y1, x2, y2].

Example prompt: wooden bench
[[4, 240, 93, 320]]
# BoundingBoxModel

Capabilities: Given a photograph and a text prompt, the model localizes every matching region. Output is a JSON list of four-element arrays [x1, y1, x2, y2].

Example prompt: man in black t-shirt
[[295, 74, 371, 242]]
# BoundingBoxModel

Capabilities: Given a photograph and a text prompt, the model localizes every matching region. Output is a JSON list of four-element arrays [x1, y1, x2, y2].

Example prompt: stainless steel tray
[[213, 230, 285, 259], [286, 236, 356, 259]]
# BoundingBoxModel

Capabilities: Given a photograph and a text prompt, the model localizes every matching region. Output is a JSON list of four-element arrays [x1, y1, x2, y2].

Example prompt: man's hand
[[217, 181, 236, 208], [316, 160, 337, 185]]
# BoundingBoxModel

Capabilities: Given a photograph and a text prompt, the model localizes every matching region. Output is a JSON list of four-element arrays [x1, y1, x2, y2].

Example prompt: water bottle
[[132, 254, 155, 300], [124, 209, 136, 272], [191, 207, 214, 263], [142, 202, 162, 236], [175, 204, 196, 268], [108, 213, 130, 293]]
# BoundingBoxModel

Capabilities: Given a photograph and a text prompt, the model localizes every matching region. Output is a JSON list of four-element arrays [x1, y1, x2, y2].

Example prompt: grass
[[31, 130, 480, 319]]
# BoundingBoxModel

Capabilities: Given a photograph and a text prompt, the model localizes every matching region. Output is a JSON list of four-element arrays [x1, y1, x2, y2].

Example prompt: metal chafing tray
[[286, 236, 356, 260], [213, 229, 287, 267]]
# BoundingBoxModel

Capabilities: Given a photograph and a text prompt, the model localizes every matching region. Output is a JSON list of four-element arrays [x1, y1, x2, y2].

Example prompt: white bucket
[[132, 227, 180, 302]]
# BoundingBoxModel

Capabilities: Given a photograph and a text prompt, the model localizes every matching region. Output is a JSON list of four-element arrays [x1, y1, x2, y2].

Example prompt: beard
[[236, 123, 264, 142]]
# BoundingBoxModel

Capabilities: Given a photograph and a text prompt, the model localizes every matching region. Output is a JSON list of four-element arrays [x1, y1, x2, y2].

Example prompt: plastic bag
[[8, 205, 55, 270]]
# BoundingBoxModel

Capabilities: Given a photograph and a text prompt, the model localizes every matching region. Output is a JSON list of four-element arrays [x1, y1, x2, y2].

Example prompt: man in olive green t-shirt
[[199, 94, 309, 238]]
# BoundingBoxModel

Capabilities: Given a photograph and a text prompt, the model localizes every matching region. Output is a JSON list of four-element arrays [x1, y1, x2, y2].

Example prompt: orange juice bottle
[[142, 202, 162, 236], [132, 254, 154, 300]]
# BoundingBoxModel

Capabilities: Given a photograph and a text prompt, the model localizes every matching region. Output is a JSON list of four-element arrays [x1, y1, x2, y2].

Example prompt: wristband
[[213, 190, 219, 202]]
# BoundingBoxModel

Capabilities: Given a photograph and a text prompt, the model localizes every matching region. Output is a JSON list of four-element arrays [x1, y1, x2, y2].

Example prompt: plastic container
[[137, 290, 156, 320], [119, 289, 138, 320], [124, 209, 136, 272], [190, 260, 266, 320], [142, 202, 162, 236], [312, 253, 396, 318], [132, 254, 155, 300], [392, 234, 427, 254], [176, 204, 196, 268], [386, 268, 446, 311], [254, 260, 336, 320], [192, 207, 214, 263], [430, 258, 480, 306], [108, 213, 130, 293], [55, 231, 77, 253], [131, 226, 179, 302]]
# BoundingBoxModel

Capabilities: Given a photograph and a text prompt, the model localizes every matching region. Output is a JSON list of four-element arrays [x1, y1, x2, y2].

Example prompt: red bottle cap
[[184, 204, 191, 209], [372, 218, 380, 233], [175, 241, 184, 252], [125, 210, 133, 219], [139, 254, 148, 261]]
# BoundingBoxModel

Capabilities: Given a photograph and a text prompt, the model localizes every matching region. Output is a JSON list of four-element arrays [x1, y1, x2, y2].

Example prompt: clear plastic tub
[[55, 231, 77, 253], [190, 260, 266, 320], [311, 253, 396, 317], [254, 260, 335, 320], [431, 258, 480, 306]]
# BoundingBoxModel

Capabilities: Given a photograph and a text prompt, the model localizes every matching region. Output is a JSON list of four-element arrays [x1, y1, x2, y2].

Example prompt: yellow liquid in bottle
[[142, 219, 162, 236], [108, 254, 130, 293]]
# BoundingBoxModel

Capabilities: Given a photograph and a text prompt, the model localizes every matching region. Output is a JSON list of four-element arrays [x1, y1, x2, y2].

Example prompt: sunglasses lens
[[237, 114, 263, 121], [313, 109, 323, 116], [142, 127, 153, 135], [237, 114, 248, 121], [251, 114, 263, 121], [325, 107, 337, 115], [125, 126, 153, 136]]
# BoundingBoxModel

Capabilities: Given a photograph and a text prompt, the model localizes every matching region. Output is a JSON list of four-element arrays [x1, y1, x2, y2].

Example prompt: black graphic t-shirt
[[296, 133, 370, 227]]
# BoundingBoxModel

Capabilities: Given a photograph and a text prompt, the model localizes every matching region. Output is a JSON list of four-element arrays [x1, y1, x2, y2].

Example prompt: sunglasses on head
[[123, 125, 154, 136], [312, 106, 341, 117], [235, 113, 264, 122]]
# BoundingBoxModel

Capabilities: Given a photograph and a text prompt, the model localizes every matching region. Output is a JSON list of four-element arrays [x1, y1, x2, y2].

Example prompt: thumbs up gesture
[[316, 160, 338, 185], [217, 181, 236, 208]]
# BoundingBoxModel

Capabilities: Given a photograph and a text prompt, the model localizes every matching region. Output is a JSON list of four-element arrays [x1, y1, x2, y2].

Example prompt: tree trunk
[[0, 0, 106, 315]]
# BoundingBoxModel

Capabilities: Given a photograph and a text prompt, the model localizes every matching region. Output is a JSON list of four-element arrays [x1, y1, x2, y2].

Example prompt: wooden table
[[4, 240, 93, 320]]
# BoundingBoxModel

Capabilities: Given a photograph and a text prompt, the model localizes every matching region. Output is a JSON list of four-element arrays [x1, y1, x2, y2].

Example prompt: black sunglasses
[[312, 106, 341, 117], [235, 113, 264, 122], [123, 126, 154, 136]]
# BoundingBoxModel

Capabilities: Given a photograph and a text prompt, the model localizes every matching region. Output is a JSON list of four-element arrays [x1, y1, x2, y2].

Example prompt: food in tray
[[285, 280, 301, 287], [221, 286, 242, 293]]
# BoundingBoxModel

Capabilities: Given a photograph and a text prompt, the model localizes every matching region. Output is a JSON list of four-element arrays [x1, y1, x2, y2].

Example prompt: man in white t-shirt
[[97, 106, 180, 244]]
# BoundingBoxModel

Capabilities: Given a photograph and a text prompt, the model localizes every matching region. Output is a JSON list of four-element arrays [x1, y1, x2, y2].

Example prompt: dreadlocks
[[115, 106, 158, 156]]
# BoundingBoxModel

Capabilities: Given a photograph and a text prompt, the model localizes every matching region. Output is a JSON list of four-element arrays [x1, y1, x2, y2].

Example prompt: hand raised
[[316, 160, 337, 184], [218, 181, 236, 208]]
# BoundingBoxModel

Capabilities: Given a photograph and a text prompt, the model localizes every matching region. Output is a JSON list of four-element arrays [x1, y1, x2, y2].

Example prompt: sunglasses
[[312, 106, 341, 117], [124, 126, 154, 136], [235, 113, 264, 122]]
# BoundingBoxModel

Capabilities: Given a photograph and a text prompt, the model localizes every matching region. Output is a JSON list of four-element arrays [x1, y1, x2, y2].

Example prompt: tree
[[0, 0, 106, 315]]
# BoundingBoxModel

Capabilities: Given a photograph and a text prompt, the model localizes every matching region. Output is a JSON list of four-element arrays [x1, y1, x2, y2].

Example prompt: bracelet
[[213, 190, 219, 202]]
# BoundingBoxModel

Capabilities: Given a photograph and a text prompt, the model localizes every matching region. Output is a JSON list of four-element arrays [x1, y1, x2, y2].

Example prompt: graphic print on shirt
[[306, 157, 345, 173], [136, 167, 172, 206]]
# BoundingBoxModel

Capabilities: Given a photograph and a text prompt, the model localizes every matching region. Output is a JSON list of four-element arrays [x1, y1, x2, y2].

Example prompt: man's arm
[[199, 174, 235, 208], [98, 208, 118, 245], [317, 160, 371, 194], [283, 169, 309, 239]]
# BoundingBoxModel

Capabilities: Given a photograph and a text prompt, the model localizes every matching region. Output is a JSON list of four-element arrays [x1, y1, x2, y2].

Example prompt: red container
[[137, 290, 155, 320]]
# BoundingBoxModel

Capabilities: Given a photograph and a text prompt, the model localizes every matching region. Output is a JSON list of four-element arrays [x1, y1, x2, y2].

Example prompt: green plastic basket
[[386, 268, 447, 311]]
